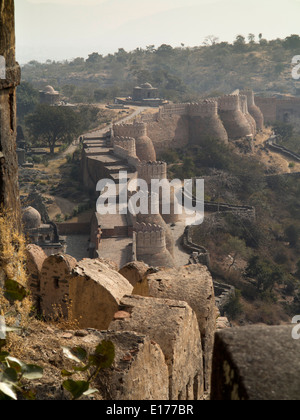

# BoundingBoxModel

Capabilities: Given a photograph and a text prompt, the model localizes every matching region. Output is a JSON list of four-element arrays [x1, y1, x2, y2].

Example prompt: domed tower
[[218, 95, 253, 140], [133, 122, 156, 162], [240, 89, 264, 130], [188, 100, 228, 144], [239, 95, 257, 136], [112, 122, 156, 162], [22, 206, 42, 244], [135, 209, 175, 258], [138, 161, 180, 225], [39, 85, 60, 105], [22, 206, 42, 230], [0, 0, 21, 219], [134, 222, 176, 268]]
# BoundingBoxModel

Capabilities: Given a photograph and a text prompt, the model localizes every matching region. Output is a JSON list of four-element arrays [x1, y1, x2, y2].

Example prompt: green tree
[[285, 225, 299, 248], [16, 82, 39, 121], [223, 290, 243, 320], [86, 52, 103, 65], [25, 105, 81, 154], [245, 256, 284, 294], [223, 236, 249, 271], [233, 35, 247, 52], [273, 121, 294, 141], [284, 34, 300, 50]]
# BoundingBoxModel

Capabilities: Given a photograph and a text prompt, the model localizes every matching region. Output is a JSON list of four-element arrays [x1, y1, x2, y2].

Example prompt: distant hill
[[20, 35, 300, 103]]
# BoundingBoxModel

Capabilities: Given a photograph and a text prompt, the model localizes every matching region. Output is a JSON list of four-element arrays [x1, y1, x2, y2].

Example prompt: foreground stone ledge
[[109, 294, 203, 400], [68, 259, 133, 330], [40, 254, 77, 318], [95, 330, 169, 400], [211, 325, 300, 400], [25, 244, 47, 307], [133, 264, 215, 392]]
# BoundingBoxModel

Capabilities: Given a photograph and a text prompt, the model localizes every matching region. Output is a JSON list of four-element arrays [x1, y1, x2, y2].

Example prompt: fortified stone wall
[[240, 89, 264, 130], [217, 95, 253, 139], [255, 96, 300, 130], [132, 264, 216, 393], [110, 295, 204, 400], [113, 136, 136, 158], [134, 222, 175, 268], [113, 122, 147, 139], [22, 244, 217, 400], [188, 100, 229, 145], [146, 114, 190, 152], [139, 90, 263, 152], [239, 95, 257, 135], [137, 160, 167, 185]]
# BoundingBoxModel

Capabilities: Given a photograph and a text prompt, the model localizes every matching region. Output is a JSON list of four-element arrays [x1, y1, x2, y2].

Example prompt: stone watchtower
[[113, 122, 156, 162], [217, 95, 253, 140], [0, 0, 21, 217], [239, 95, 257, 136], [240, 89, 264, 131], [188, 100, 229, 145], [134, 222, 175, 268]]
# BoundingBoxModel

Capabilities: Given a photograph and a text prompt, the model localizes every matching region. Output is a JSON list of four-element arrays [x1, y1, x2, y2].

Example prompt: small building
[[22, 206, 66, 256], [39, 85, 60, 105], [115, 82, 168, 107], [133, 83, 159, 101]]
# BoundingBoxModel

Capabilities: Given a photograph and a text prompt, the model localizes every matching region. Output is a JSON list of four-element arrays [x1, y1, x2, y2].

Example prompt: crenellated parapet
[[113, 136, 137, 158], [137, 160, 168, 185], [113, 122, 156, 162], [135, 222, 166, 256], [159, 103, 188, 117], [113, 122, 148, 139], [217, 95, 241, 112], [188, 100, 219, 117]]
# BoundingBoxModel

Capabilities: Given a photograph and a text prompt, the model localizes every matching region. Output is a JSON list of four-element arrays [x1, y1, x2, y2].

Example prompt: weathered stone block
[[119, 261, 149, 288], [95, 330, 169, 400], [40, 254, 77, 318], [132, 264, 215, 392], [25, 244, 47, 307], [109, 295, 203, 400], [68, 259, 133, 330], [211, 325, 300, 400]]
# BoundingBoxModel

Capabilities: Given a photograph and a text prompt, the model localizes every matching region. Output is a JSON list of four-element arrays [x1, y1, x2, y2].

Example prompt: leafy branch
[[61, 341, 115, 400]]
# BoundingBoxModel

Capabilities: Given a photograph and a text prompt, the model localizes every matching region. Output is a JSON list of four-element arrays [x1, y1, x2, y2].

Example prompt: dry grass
[[0, 209, 32, 351], [45, 302, 81, 332]]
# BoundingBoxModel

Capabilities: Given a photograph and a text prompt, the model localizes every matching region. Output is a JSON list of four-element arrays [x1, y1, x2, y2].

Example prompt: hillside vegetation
[[19, 34, 300, 103]]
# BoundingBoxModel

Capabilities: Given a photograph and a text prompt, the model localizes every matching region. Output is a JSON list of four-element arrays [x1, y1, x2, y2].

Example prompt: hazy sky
[[15, 0, 300, 63]]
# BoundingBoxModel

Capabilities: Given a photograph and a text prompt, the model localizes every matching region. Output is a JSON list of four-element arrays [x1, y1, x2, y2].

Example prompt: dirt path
[[42, 106, 149, 220], [254, 129, 300, 174]]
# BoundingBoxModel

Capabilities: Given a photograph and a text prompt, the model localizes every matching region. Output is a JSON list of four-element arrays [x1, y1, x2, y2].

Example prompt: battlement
[[218, 95, 240, 111], [239, 95, 248, 114], [240, 89, 255, 106], [188, 100, 218, 117], [113, 122, 147, 139], [137, 160, 168, 184], [159, 103, 188, 117], [113, 136, 136, 157], [134, 222, 166, 255]]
